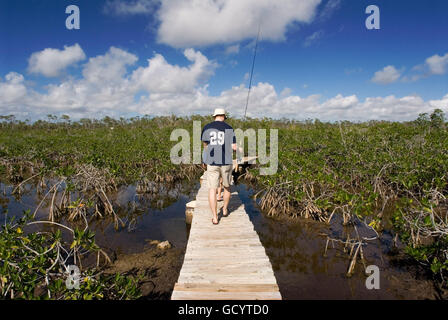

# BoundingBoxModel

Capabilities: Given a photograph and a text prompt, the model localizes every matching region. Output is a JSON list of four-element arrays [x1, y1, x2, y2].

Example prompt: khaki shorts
[[206, 164, 233, 189]]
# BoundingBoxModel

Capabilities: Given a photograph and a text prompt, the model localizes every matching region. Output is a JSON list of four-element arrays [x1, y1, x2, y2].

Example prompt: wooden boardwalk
[[171, 180, 281, 300]]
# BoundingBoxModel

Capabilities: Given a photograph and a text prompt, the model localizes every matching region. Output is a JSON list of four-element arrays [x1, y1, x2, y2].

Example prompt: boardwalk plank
[[171, 184, 281, 300]]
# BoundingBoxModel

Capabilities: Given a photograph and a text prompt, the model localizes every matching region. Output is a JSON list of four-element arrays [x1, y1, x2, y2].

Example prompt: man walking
[[201, 108, 237, 225]]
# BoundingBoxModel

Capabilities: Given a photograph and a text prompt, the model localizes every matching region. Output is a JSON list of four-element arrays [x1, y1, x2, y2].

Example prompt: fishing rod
[[243, 25, 261, 121]]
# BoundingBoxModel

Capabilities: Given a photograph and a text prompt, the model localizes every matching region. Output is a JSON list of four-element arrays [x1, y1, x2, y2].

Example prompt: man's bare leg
[[217, 178, 223, 200], [209, 188, 218, 224], [222, 186, 231, 217]]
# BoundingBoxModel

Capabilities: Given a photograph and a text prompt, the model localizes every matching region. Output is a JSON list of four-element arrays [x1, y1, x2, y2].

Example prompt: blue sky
[[0, 0, 447, 121]]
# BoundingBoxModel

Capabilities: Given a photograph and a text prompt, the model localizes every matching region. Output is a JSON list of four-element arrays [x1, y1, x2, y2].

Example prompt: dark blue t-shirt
[[201, 121, 236, 166]]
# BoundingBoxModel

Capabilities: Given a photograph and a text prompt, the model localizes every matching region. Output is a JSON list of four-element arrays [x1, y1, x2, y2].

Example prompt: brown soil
[[105, 241, 184, 300]]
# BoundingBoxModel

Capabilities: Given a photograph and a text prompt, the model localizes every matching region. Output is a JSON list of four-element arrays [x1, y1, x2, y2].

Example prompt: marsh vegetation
[[0, 110, 447, 299]]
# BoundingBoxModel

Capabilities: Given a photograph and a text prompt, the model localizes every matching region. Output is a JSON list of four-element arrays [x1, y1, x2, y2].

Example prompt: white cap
[[212, 108, 226, 117]]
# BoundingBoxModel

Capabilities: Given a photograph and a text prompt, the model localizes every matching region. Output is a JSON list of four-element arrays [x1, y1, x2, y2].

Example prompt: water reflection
[[236, 183, 437, 300], [0, 181, 197, 254], [0, 180, 438, 299]]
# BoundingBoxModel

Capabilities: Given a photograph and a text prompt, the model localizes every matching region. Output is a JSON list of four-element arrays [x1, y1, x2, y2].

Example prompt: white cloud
[[425, 53, 448, 75], [303, 30, 324, 47], [322, 94, 358, 109], [28, 44, 86, 77], [0, 46, 218, 119], [429, 94, 448, 109], [280, 87, 292, 97], [103, 0, 158, 15], [0, 72, 27, 104], [401, 52, 448, 82], [25, 47, 142, 117], [319, 0, 341, 21], [156, 0, 322, 47], [207, 84, 446, 122], [1, 46, 447, 122], [225, 44, 240, 55], [131, 48, 217, 94], [83, 47, 138, 85], [371, 65, 402, 85]]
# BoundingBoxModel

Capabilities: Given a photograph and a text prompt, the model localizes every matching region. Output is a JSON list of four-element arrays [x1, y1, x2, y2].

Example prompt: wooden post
[[185, 200, 195, 224]]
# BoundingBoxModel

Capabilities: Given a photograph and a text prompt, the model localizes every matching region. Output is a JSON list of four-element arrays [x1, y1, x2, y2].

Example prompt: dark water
[[0, 182, 194, 254], [236, 184, 438, 300], [86, 184, 194, 254], [0, 181, 439, 299]]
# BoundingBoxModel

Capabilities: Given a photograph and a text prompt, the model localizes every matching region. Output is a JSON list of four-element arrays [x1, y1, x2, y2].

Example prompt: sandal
[[212, 218, 219, 225]]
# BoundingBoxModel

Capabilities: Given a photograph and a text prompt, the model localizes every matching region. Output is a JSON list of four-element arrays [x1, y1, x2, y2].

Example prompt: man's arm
[[202, 141, 208, 169]]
